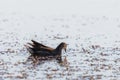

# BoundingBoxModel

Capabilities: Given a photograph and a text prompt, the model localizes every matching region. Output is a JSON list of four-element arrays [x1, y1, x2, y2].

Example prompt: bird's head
[[60, 42, 67, 52]]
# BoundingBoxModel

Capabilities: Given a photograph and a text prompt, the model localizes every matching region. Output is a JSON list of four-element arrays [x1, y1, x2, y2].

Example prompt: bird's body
[[25, 40, 67, 65]]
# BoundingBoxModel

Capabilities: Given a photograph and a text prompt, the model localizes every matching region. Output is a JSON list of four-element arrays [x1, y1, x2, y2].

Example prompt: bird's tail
[[24, 45, 34, 54]]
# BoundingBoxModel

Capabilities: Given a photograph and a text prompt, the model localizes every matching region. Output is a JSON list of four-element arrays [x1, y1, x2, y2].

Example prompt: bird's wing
[[31, 40, 54, 51], [35, 51, 52, 56], [31, 40, 47, 47]]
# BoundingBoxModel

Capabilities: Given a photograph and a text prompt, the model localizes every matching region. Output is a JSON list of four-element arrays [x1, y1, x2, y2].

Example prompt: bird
[[25, 40, 67, 65]]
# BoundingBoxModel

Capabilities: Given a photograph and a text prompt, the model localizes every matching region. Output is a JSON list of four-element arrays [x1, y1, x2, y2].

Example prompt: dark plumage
[[25, 40, 67, 65], [28, 40, 54, 52]]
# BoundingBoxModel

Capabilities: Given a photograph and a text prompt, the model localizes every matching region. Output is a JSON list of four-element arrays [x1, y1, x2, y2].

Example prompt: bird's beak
[[64, 48, 66, 52], [64, 44, 68, 52]]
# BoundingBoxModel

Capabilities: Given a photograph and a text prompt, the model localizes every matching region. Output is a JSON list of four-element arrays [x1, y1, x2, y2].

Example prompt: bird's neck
[[55, 45, 63, 54]]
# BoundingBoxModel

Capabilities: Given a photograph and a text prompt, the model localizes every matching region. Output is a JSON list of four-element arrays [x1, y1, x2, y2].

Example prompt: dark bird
[[25, 40, 67, 65]]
